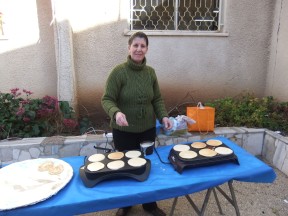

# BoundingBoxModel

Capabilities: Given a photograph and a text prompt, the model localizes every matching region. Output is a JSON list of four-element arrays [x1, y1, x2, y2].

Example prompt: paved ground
[[81, 159, 288, 216]]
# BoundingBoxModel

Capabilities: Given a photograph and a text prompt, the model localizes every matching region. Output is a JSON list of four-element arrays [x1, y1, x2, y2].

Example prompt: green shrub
[[205, 94, 288, 135], [0, 88, 79, 140]]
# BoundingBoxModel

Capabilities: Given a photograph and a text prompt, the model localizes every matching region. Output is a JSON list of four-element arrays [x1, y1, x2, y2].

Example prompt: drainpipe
[[51, 0, 78, 115]]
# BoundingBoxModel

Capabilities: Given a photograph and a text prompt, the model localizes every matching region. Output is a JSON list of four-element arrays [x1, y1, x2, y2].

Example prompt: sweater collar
[[127, 55, 146, 71]]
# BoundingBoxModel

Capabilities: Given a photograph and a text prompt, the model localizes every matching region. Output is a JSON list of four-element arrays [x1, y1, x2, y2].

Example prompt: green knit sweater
[[101, 56, 168, 133]]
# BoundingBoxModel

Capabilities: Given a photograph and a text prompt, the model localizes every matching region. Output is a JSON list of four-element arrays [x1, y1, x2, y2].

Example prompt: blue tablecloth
[[1, 137, 276, 216]]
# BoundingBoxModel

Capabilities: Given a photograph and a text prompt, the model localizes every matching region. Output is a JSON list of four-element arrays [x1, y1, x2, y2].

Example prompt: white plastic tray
[[0, 158, 73, 211]]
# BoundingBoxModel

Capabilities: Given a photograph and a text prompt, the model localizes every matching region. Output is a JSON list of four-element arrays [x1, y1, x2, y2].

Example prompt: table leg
[[169, 197, 178, 216], [170, 188, 222, 216], [170, 194, 203, 216], [185, 194, 201, 215], [228, 180, 241, 216], [215, 180, 240, 216], [212, 188, 224, 215], [199, 188, 213, 216], [169, 181, 240, 216]]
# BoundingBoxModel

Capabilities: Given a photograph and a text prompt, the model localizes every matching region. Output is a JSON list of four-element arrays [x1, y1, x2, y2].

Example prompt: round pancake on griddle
[[199, 148, 217, 157], [88, 153, 105, 162], [215, 147, 233, 155], [173, 144, 190, 152], [179, 150, 198, 159], [87, 162, 105, 172], [191, 142, 207, 149], [206, 139, 223, 147], [107, 152, 124, 160], [107, 160, 125, 170], [128, 157, 147, 167], [125, 150, 142, 158]]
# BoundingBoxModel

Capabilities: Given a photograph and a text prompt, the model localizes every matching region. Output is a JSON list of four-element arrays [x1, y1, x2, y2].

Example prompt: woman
[[101, 31, 172, 216]]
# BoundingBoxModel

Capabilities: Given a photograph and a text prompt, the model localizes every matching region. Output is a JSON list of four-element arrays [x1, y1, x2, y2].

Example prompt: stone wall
[[0, 127, 287, 176]]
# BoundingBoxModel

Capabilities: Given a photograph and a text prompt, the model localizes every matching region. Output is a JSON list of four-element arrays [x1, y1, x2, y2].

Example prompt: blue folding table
[[0, 137, 276, 216]]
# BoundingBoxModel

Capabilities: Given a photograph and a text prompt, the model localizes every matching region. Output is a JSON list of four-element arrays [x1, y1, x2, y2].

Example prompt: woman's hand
[[115, 112, 129, 126], [162, 117, 172, 130]]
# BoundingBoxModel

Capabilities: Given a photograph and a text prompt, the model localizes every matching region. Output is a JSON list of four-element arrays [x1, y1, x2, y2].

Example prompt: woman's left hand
[[162, 117, 173, 130]]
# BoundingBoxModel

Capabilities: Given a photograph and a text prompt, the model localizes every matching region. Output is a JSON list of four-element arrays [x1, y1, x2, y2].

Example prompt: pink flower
[[20, 99, 30, 105], [23, 117, 30, 122], [63, 119, 78, 129], [10, 88, 21, 97], [16, 107, 25, 116], [23, 89, 33, 96], [42, 95, 59, 109]]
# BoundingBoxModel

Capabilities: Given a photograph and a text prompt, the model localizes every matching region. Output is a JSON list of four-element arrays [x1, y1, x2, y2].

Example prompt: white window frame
[[124, 0, 228, 37]]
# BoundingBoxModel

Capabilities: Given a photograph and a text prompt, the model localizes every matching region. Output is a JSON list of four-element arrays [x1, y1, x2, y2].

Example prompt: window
[[130, 0, 223, 32]]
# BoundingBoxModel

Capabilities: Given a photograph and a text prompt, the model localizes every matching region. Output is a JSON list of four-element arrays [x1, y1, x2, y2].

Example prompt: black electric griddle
[[168, 141, 239, 174], [79, 151, 151, 187]]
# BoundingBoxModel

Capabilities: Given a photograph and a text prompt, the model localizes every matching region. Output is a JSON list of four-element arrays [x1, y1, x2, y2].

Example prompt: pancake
[[199, 148, 217, 157], [38, 161, 64, 175], [107, 160, 125, 170], [107, 152, 124, 160], [88, 153, 105, 162], [179, 150, 198, 159], [87, 162, 105, 172], [128, 158, 147, 167], [215, 147, 233, 155], [38, 161, 54, 172], [173, 144, 190, 152], [48, 164, 64, 175], [191, 142, 207, 149], [125, 150, 142, 158], [206, 139, 223, 147]]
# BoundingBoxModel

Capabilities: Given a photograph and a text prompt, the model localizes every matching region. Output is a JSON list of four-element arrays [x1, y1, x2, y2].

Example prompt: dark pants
[[113, 127, 156, 151], [112, 127, 157, 211]]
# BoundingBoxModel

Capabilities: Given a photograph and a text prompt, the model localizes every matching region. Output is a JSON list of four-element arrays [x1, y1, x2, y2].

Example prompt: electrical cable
[[153, 137, 171, 164], [82, 127, 115, 153], [153, 146, 171, 164]]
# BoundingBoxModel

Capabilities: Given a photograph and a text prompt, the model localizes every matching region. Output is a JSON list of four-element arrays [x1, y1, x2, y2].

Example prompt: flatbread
[[179, 150, 198, 159], [125, 150, 142, 158], [128, 158, 147, 167], [215, 147, 233, 155], [107, 152, 124, 160], [87, 162, 105, 172], [48, 164, 64, 175], [173, 144, 190, 152], [38, 161, 54, 172], [38, 161, 64, 175], [88, 153, 105, 162], [206, 139, 223, 147], [191, 142, 207, 149], [199, 148, 217, 157], [107, 160, 125, 170]]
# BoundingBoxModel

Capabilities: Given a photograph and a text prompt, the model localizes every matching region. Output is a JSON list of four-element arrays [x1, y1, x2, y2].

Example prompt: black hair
[[128, 31, 149, 46]]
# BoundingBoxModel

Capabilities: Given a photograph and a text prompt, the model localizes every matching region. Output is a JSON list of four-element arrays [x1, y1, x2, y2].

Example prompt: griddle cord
[[154, 147, 171, 164]]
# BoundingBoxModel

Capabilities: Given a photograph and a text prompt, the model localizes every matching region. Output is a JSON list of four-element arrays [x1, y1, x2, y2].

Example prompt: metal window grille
[[130, 0, 222, 32]]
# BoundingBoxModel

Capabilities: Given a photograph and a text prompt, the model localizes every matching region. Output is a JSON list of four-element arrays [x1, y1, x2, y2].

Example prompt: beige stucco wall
[[71, 0, 276, 124], [265, 0, 288, 101], [0, 0, 286, 127], [0, 0, 57, 99]]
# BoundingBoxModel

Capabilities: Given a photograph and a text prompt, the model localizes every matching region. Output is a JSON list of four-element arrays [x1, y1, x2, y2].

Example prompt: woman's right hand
[[162, 117, 173, 130], [115, 112, 129, 126]]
